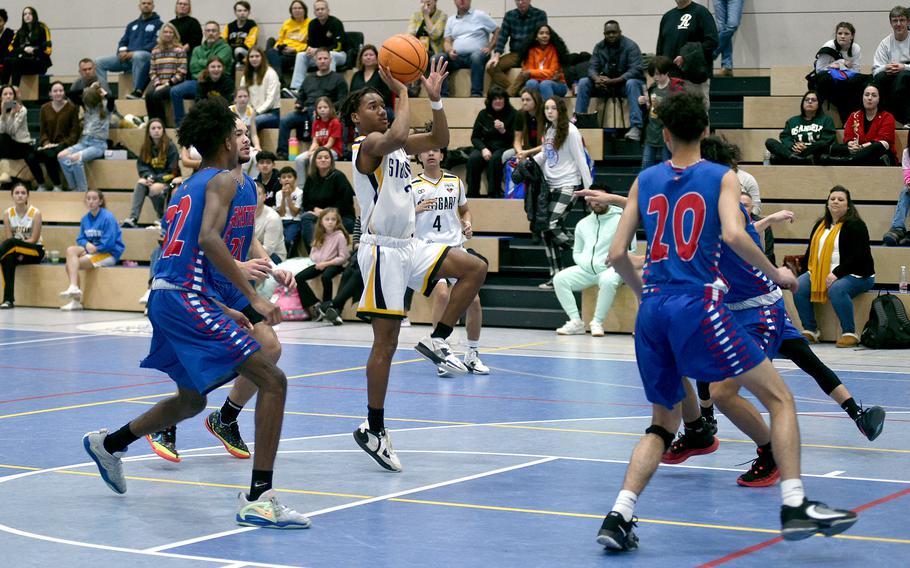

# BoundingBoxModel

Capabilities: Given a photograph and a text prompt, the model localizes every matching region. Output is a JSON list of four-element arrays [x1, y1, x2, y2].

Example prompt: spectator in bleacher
[[36, 81, 79, 192], [95, 0, 162, 100], [794, 186, 875, 348], [254, 181, 286, 263], [276, 48, 348, 159], [815, 22, 869, 124], [59, 189, 125, 311], [67, 59, 115, 114], [712, 0, 743, 76], [288, 0, 347, 91], [255, 150, 280, 206], [240, 47, 281, 131], [466, 86, 515, 197], [656, 0, 718, 108], [872, 6, 910, 125], [551, 188, 629, 337], [487, 0, 547, 90], [438, 0, 500, 98], [822, 84, 897, 166], [169, 21, 232, 126], [0, 180, 44, 309], [575, 21, 644, 141], [57, 84, 109, 192], [224, 1, 258, 67], [122, 118, 179, 228], [170, 0, 202, 56], [295, 97, 342, 185], [267, 1, 310, 82], [764, 90, 837, 165], [275, 165, 303, 255], [315, 216, 361, 325], [299, 146, 355, 249], [509, 24, 568, 102], [230, 86, 262, 177], [0, 10, 14, 76], [179, 145, 201, 172], [882, 146, 910, 245], [0, 7, 52, 87], [503, 87, 543, 164], [0, 84, 42, 186], [407, 0, 447, 62], [196, 57, 234, 105], [293, 207, 350, 318], [143, 22, 187, 123], [534, 96, 592, 287], [639, 56, 683, 170], [349, 45, 393, 115]]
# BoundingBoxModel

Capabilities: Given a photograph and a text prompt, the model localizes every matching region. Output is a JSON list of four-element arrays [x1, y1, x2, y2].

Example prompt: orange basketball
[[379, 34, 428, 84]]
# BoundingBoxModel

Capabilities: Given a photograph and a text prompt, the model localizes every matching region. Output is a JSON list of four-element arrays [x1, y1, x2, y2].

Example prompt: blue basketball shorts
[[729, 298, 789, 360], [211, 278, 264, 325]]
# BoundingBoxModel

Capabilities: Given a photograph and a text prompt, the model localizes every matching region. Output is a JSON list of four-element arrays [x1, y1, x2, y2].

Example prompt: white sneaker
[[400, 317, 411, 327], [590, 321, 605, 337], [624, 126, 642, 141], [138, 290, 150, 305], [52, 185, 63, 192], [415, 336, 469, 374], [61, 300, 83, 311], [556, 319, 586, 335], [464, 349, 490, 374], [236, 489, 312, 529], [437, 365, 453, 378], [60, 285, 82, 300], [146, 220, 162, 231], [353, 421, 402, 472], [82, 430, 126, 494]]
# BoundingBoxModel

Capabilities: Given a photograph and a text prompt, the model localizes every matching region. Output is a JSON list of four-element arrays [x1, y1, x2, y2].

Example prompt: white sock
[[780, 478, 805, 507], [467, 339, 479, 350], [612, 489, 638, 522]]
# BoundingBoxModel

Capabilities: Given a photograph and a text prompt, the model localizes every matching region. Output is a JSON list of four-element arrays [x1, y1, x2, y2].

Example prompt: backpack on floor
[[273, 285, 309, 321], [860, 292, 910, 349]]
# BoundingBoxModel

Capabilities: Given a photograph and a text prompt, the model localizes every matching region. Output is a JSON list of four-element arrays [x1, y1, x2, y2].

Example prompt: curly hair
[[339, 87, 381, 129], [700, 135, 738, 169], [656, 92, 708, 143], [178, 98, 236, 159], [544, 96, 570, 151], [518, 24, 569, 69]]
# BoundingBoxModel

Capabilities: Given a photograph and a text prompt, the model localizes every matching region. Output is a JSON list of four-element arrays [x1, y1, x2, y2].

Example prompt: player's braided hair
[[178, 98, 236, 159], [339, 87, 381, 129]]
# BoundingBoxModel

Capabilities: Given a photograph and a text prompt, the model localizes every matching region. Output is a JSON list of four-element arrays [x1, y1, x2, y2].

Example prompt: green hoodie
[[572, 206, 634, 275], [779, 114, 836, 149]]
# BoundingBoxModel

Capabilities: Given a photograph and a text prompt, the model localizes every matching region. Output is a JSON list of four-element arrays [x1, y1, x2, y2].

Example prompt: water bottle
[[288, 136, 299, 160], [762, 149, 771, 166], [900, 265, 908, 294]]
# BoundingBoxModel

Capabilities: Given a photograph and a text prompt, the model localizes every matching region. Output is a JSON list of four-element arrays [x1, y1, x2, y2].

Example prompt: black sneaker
[[146, 426, 180, 462], [596, 511, 639, 551], [321, 302, 343, 325], [205, 410, 251, 459], [661, 424, 719, 464], [0, 301, 12, 309], [854, 405, 886, 441], [125, 89, 143, 100], [882, 227, 905, 247], [701, 413, 718, 437], [780, 498, 858, 541], [120, 217, 138, 228], [737, 446, 780, 487]]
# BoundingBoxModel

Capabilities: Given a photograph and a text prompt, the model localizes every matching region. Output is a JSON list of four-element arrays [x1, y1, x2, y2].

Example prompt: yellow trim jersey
[[411, 172, 467, 246], [6, 206, 41, 243], [350, 136, 415, 239]]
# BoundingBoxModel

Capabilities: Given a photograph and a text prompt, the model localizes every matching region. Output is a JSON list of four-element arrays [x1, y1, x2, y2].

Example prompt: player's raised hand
[[251, 295, 282, 326], [378, 65, 407, 96], [421, 57, 448, 102]]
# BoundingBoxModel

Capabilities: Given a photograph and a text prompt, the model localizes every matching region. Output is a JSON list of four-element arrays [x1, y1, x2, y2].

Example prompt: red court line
[[0, 379, 173, 404], [697, 487, 910, 567], [0, 364, 164, 379]]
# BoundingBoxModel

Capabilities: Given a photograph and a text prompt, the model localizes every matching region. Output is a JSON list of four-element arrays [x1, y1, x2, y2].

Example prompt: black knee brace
[[696, 380, 712, 402], [645, 425, 675, 451]]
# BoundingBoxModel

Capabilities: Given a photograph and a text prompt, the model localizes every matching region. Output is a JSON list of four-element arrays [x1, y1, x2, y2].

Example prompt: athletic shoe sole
[[82, 434, 126, 495], [415, 342, 468, 375], [353, 429, 402, 472], [661, 437, 720, 465], [595, 532, 638, 551], [737, 466, 780, 487], [145, 434, 181, 463], [236, 516, 312, 529], [781, 516, 858, 541], [204, 416, 251, 459]]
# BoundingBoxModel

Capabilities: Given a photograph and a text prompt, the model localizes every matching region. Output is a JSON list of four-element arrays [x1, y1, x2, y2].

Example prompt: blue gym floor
[[0, 311, 908, 567]]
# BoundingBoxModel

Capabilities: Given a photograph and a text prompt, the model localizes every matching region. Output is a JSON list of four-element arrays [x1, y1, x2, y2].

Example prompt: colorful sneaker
[[146, 427, 180, 462], [780, 498, 858, 541], [205, 410, 251, 459], [464, 349, 489, 374], [854, 405, 886, 441], [82, 430, 127, 494], [737, 446, 780, 487], [236, 489, 312, 529], [596, 511, 639, 551], [661, 426, 719, 464], [416, 336, 468, 375], [353, 421, 402, 472]]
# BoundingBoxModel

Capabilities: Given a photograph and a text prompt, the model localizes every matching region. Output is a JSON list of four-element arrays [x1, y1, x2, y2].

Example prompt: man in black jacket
[[656, 0, 718, 108]]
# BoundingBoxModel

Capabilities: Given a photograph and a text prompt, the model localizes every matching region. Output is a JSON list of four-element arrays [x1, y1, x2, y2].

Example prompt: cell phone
[[2, 101, 14, 112]]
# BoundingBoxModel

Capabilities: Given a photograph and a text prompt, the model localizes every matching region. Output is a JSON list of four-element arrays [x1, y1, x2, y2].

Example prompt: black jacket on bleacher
[[470, 106, 517, 153]]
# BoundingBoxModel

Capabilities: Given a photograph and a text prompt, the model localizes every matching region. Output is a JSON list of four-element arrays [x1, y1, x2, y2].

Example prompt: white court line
[[145, 457, 557, 553], [0, 334, 92, 347], [487, 366, 645, 389]]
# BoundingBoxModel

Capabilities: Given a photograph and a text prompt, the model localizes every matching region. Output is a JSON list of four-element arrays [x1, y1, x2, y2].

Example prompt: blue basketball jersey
[[637, 160, 729, 294], [210, 172, 258, 288], [719, 205, 779, 306]]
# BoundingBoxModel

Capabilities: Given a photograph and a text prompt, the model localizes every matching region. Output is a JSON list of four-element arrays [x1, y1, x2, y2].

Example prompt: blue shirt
[[77, 208, 125, 261], [118, 12, 163, 53], [719, 205, 779, 306], [638, 160, 728, 294], [210, 173, 258, 288], [445, 9, 498, 55]]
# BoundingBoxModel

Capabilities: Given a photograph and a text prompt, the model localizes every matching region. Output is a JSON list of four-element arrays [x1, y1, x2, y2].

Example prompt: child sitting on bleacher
[[292, 207, 350, 320], [294, 96, 343, 187]]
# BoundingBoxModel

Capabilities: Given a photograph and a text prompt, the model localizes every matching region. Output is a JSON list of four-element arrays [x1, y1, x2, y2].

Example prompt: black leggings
[[0, 238, 44, 302], [294, 264, 345, 308], [777, 338, 843, 395], [0, 133, 45, 184], [765, 138, 829, 163], [829, 141, 892, 165], [329, 259, 364, 310]]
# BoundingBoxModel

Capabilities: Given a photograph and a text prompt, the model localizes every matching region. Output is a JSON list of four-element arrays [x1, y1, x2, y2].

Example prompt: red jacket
[[843, 109, 897, 161]]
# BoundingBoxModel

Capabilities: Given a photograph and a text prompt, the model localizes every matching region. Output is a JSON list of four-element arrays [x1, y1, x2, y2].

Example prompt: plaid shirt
[[495, 6, 547, 55]]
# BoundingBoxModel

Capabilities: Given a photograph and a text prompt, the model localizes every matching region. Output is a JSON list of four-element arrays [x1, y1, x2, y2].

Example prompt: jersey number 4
[[162, 195, 192, 258], [647, 192, 706, 262]]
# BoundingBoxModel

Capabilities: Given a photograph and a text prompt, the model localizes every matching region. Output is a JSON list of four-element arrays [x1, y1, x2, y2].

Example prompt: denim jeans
[[169, 79, 199, 127], [574, 77, 644, 127], [290, 51, 347, 89], [58, 136, 107, 191], [277, 109, 313, 156], [891, 186, 910, 230], [793, 271, 875, 334], [95, 51, 153, 92], [524, 79, 568, 103], [713, 0, 744, 70], [437, 51, 489, 97], [640, 143, 671, 170], [255, 108, 281, 130], [283, 218, 302, 257]]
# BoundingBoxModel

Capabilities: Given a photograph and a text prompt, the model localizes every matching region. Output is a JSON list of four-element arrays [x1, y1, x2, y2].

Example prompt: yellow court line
[[0, 464, 40, 472], [0, 394, 172, 421]]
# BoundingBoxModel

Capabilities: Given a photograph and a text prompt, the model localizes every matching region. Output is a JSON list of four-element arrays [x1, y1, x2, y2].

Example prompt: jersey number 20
[[646, 192, 706, 262]]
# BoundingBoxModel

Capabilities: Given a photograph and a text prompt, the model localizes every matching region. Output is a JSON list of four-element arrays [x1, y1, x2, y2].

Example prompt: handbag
[[272, 285, 309, 321], [503, 157, 525, 199]]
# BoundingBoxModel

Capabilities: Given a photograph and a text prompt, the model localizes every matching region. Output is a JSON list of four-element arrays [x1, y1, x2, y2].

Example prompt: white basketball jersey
[[351, 136, 415, 239], [411, 172, 467, 246], [6, 206, 41, 243]]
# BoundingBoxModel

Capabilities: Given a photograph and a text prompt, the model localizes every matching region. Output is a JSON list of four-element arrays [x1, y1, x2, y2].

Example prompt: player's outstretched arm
[[752, 209, 794, 233], [405, 57, 450, 155], [608, 179, 644, 298]]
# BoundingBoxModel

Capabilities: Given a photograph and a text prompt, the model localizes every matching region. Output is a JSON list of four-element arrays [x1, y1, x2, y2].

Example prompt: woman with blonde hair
[[145, 22, 187, 122], [240, 46, 281, 130]]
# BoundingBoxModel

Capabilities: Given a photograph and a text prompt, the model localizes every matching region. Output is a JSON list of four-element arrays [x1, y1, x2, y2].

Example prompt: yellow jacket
[[276, 18, 309, 52]]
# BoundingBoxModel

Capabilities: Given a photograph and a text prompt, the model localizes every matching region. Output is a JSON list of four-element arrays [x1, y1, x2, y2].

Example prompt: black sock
[[367, 405, 384, 433], [248, 469, 273, 500], [220, 396, 244, 424], [431, 323, 453, 340], [841, 397, 861, 420], [684, 418, 705, 433], [758, 442, 772, 455], [700, 404, 715, 420], [103, 423, 140, 454]]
